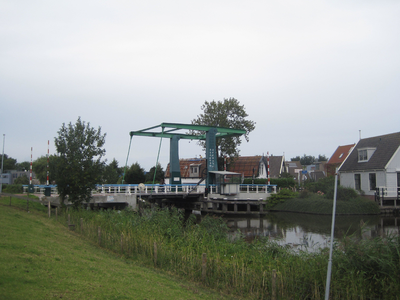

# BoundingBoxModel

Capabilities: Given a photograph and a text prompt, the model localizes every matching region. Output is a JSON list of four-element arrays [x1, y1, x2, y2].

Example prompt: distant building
[[0, 170, 33, 185], [164, 155, 286, 184]]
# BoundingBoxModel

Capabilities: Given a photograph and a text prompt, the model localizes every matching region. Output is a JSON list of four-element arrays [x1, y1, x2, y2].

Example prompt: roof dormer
[[358, 147, 376, 163]]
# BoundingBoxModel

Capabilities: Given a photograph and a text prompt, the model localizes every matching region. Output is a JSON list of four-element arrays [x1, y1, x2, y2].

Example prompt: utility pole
[[0, 134, 5, 193]]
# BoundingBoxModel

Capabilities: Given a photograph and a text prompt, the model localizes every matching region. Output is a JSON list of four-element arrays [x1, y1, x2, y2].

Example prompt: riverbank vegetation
[[0, 202, 230, 300], [2, 195, 398, 299], [267, 176, 380, 215]]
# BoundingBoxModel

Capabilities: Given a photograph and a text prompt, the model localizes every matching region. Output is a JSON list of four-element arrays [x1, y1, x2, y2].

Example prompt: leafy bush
[[243, 177, 296, 189], [305, 176, 336, 194], [2, 184, 23, 193], [325, 186, 358, 202], [266, 188, 298, 208]]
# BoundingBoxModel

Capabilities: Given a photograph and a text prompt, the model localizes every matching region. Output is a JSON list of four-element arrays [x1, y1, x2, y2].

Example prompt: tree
[[54, 117, 106, 208], [16, 161, 30, 171], [102, 158, 123, 184], [145, 163, 164, 183], [124, 162, 146, 184], [191, 98, 256, 168], [32, 155, 57, 184], [14, 175, 29, 185], [0, 154, 17, 171], [291, 154, 328, 166]]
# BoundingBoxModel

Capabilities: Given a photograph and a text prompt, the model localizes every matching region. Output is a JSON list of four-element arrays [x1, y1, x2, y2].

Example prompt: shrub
[[266, 188, 298, 208], [325, 186, 358, 201], [243, 177, 296, 189], [2, 184, 23, 193], [305, 176, 336, 194]]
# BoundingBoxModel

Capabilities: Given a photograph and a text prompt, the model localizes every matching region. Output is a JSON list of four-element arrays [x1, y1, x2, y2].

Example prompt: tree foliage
[[0, 154, 17, 171], [54, 117, 106, 207], [145, 163, 165, 183], [102, 158, 123, 184], [33, 155, 57, 184], [124, 162, 146, 184], [191, 98, 255, 167], [291, 154, 328, 166]]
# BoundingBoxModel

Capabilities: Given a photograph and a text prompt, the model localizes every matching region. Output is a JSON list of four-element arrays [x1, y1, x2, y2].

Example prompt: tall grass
[[2, 195, 398, 299], [59, 206, 399, 299]]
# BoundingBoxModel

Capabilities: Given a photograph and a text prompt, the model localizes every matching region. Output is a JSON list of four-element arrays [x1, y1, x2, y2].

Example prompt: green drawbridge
[[126, 123, 245, 194]]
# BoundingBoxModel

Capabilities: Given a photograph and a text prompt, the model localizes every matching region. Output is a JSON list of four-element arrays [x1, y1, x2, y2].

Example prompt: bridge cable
[[122, 135, 133, 184], [151, 127, 164, 195]]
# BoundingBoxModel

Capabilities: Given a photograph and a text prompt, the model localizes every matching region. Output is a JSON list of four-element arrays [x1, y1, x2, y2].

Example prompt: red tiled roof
[[165, 158, 206, 177], [327, 144, 355, 165], [227, 156, 262, 177]]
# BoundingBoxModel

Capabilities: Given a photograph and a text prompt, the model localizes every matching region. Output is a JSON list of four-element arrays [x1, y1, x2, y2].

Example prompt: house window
[[397, 173, 400, 187], [358, 150, 368, 162], [354, 174, 361, 191], [358, 147, 376, 162], [369, 173, 376, 191], [259, 164, 263, 175], [189, 165, 199, 177]]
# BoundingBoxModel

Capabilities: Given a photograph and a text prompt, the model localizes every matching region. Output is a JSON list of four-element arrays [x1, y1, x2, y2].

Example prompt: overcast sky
[[1, 0, 399, 171]]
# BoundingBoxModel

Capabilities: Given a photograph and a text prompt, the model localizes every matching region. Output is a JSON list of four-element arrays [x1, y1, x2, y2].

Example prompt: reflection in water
[[224, 212, 400, 252]]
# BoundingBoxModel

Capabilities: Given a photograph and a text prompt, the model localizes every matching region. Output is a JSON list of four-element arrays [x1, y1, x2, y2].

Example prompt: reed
[[3, 196, 398, 299], [63, 207, 397, 299]]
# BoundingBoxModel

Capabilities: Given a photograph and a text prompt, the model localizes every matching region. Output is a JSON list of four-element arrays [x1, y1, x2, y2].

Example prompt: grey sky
[[1, 0, 399, 171]]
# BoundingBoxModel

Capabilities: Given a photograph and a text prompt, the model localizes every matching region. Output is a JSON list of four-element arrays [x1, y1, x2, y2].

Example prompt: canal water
[[224, 212, 400, 252]]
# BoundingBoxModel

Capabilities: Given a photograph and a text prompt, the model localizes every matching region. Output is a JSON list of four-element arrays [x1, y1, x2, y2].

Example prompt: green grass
[[0, 203, 235, 300], [2, 195, 399, 299]]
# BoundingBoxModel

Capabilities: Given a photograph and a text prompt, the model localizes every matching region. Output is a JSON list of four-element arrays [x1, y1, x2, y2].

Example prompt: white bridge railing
[[23, 184, 276, 196]]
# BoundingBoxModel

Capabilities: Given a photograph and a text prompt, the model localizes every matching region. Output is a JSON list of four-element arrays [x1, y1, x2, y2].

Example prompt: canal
[[225, 212, 400, 251]]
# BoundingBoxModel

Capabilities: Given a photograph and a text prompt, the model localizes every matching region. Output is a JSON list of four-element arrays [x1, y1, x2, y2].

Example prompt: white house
[[339, 132, 400, 198]]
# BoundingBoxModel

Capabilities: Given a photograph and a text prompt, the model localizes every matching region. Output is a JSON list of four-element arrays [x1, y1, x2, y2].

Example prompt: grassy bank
[[1, 195, 399, 299], [0, 200, 234, 300]]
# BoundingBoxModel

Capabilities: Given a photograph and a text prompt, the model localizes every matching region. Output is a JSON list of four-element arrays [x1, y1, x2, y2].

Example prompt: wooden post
[[272, 269, 277, 300], [48, 201, 51, 218], [68, 214, 70, 225], [154, 242, 157, 267], [80, 218, 83, 232], [202, 253, 207, 282], [121, 234, 124, 253], [98, 227, 101, 245]]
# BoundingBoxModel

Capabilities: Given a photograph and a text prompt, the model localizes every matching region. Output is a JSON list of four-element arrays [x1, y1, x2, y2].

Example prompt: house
[[164, 155, 286, 184], [0, 170, 33, 185], [164, 158, 207, 184], [285, 160, 303, 182], [326, 144, 355, 176], [339, 132, 400, 198], [306, 161, 327, 181]]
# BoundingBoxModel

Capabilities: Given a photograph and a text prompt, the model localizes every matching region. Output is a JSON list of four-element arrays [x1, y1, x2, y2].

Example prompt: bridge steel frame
[[129, 123, 246, 193]]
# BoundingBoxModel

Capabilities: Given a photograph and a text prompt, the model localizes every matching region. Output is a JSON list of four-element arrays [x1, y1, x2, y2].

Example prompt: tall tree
[[102, 158, 123, 184], [54, 117, 106, 208], [145, 163, 164, 183], [16, 161, 30, 171], [191, 98, 255, 168], [0, 154, 17, 171], [124, 162, 146, 184]]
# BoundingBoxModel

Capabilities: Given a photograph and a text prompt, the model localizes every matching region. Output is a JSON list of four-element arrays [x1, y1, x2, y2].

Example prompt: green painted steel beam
[[130, 123, 246, 140]]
